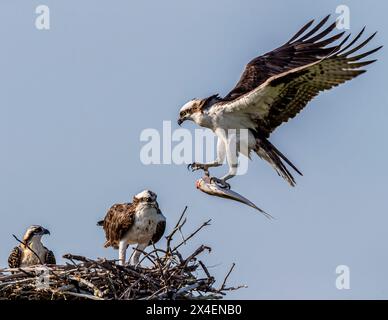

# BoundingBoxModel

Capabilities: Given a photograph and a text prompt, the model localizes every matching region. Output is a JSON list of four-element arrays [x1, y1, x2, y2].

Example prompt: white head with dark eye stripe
[[177, 99, 201, 125], [177, 95, 219, 128], [134, 190, 157, 206], [22, 225, 50, 244]]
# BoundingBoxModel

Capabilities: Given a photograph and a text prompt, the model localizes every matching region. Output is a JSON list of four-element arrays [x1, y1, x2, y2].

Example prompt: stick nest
[[0, 207, 245, 300]]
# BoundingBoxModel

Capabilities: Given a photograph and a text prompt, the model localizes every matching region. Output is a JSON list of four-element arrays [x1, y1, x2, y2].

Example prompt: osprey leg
[[219, 133, 238, 183], [118, 240, 127, 266], [188, 137, 226, 174], [130, 243, 148, 265]]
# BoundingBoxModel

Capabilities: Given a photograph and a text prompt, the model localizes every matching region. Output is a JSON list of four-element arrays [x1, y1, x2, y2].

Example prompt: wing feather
[[287, 18, 316, 43], [44, 248, 56, 265], [8, 246, 22, 268], [150, 220, 166, 245], [101, 203, 136, 249], [214, 17, 381, 137]]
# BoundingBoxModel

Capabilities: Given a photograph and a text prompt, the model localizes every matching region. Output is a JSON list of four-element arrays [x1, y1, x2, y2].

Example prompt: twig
[[219, 263, 236, 291], [173, 219, 211, 252], [166, 206, 188, 250], [199, 260, 212, 279], [0, 209, 242, 300], [60, 291, 104, 300], [12, 235, 44, 265]]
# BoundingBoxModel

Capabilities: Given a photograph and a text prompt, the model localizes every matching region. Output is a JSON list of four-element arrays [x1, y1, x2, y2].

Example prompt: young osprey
[[97, 190, 166, 266], [178, 15, 381, 188], [8, 225, 56, 268]]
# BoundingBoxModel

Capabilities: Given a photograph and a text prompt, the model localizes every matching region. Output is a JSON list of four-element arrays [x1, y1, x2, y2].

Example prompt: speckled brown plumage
[[8, 226, 56, 268], [98, 190, 167, 265], [8, 245, 56, 268], [8, 247, 22, 268], [45, 248, 56, 265], [100, 203, 136, 249]]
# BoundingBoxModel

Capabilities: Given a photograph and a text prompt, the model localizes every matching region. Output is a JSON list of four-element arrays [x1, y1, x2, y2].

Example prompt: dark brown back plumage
[[100, 203, 136, 249], [220, 15, 381, 137], [150, 210, 166, 245], [8, 247, 22, 268], [44, 247, 56, 265]]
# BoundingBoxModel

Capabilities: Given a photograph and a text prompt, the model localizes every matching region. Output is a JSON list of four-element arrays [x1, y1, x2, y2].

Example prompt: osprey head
[[23, 225, 50, 244], [177, 95, 219, 126], [134, 190, 157, 204], [177, 99, 201, 126]]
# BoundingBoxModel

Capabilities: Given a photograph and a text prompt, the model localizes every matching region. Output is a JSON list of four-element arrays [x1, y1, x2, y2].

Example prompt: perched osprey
[[178, 15, 381, 188], [97, 190, 166, 266], [8, 225, 56, 268]]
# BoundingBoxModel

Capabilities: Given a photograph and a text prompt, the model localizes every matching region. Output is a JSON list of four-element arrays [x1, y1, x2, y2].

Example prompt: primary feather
[[178, 15, 381, 186]]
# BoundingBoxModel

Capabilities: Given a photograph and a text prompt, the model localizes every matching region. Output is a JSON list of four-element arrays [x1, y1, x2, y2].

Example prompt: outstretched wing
[[44, 248, 56, 265], [101, 203, 136, 249], [215, 16, 381, 137], [8, 246, 22, 268]]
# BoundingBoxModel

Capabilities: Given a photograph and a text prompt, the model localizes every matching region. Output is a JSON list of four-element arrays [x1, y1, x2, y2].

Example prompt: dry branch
[[0, 208, 244, 300]]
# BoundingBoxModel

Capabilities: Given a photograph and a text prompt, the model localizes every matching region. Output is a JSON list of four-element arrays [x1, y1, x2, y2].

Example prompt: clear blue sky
[[1, 0, 387, 299]]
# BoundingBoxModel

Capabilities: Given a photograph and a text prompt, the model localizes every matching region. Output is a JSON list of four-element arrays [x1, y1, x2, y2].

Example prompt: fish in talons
[[187, 162, 231, 189], [195, 175, 273, 219]]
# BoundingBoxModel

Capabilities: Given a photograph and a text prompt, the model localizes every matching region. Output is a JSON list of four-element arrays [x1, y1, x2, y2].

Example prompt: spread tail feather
[[264, 139, 303, 176], [254, 135, 302, 187]]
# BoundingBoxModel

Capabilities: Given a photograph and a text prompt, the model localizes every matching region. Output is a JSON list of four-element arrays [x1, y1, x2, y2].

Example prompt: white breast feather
[[123, 205, 165, 245], [21, 243, 46, 266]]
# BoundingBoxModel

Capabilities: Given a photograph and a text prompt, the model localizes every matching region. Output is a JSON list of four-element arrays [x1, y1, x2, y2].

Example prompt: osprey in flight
[[97, 190, 166, 266], [8, 225, 56, 268], [178, 15, 381, 188]]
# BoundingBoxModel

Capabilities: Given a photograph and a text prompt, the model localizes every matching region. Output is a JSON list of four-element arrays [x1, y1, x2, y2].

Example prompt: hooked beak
[[144, 197, 158, 207], [42, 228, 50, 235], [177, 118, 184, 126]]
